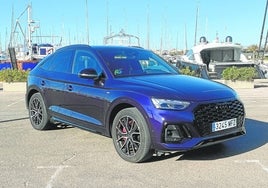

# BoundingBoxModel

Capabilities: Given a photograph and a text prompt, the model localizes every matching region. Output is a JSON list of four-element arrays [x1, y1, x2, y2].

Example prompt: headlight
[[151, 98, 190, 110]]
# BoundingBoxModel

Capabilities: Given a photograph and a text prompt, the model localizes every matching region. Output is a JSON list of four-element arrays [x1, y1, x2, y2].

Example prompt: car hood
[[117, 75, 237, 102]]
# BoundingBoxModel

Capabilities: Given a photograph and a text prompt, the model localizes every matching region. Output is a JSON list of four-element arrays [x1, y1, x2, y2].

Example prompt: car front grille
[[193, 100, 245, 136]]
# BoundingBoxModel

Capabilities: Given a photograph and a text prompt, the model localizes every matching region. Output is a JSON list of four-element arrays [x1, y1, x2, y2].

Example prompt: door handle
[[41, 80, 45, 86], [67, 85, 73, 91]]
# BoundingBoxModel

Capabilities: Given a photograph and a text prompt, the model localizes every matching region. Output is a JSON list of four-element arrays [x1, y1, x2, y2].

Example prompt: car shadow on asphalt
[[48, 123, 74, 130], [150, 118, 268, 162], [0, 117, 29, 123], [0, 118, 73, 131]]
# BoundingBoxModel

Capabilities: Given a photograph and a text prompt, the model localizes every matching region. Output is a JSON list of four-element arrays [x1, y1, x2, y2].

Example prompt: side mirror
[[79, 68, 98, 79]]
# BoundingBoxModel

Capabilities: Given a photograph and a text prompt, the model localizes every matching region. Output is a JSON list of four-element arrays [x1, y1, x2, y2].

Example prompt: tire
[[111, 107, 152, 163], [28, 93, 53, 130]]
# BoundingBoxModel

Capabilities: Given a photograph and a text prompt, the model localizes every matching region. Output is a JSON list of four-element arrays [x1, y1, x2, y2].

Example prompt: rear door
[[39, 48, 74, 118]]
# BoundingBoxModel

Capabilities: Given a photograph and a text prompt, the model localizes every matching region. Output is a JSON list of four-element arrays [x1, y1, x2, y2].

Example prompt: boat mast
[[106, 0, 109, 36], [27, 4, 33, 57], [147, 4, 150, 49], [9, 5, 14, 48], [258, 0, 268, 60], [184, 24, 188, 53], [85, 0, 89, 44], [0, 33, 2, 53], [194, 6, 199, 46]]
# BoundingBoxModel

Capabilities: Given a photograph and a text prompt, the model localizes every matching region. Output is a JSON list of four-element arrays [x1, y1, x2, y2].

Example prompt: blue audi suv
[[26, 45, 246, 162]]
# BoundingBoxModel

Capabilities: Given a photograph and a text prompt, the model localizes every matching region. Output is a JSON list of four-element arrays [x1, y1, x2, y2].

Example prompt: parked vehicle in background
[[26, 45, 246, 163], [0, 54, 7, 61], [259, 62, 268, 78]]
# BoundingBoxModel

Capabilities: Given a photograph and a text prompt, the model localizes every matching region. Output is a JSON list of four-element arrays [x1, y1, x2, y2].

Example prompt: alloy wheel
[[30, 97, 43, 126], [115, 115, 141, 157]]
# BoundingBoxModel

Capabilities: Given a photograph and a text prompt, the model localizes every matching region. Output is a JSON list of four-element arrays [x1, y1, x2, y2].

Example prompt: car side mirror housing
[[79, 68, 98, 79]]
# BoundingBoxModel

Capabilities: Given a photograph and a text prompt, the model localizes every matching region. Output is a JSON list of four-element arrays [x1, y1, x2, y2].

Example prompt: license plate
[[212, 118, 237, 132]]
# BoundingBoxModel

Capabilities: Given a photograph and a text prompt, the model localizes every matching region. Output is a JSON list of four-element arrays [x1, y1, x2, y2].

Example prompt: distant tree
[[246, 44, 258, 52]]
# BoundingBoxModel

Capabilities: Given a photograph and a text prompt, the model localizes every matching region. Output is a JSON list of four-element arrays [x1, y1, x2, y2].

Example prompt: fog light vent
[[164, 124, 191, 143]]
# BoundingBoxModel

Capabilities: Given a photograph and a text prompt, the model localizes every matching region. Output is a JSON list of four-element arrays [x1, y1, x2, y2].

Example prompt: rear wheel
[[28, 93, 53, 130], [111, 107, 152, 163]]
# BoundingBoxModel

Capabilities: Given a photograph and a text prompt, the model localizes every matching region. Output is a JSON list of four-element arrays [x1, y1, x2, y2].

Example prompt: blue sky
[[0, 0, 266, 51]]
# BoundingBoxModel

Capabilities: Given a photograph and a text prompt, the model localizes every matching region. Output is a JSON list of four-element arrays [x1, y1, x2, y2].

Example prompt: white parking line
[[37, 153, 76, 188], [235, 160, 268, 173], [7, 98, 25, 107], [37, 165, 70, 188]]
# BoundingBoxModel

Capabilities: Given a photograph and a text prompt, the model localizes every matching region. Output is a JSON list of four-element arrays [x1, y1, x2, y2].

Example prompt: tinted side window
[[72, 50, 101, 75], [47, 49, 74, 73], [39, 54, 54, 70]]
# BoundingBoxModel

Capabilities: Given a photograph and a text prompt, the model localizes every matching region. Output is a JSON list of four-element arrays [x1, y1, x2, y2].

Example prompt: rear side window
[[39, 54, 54, 70], [40, 49, 74, 73]]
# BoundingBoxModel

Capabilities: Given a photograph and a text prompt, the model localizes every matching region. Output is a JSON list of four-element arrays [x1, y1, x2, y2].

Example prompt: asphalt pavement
[[0, 81, 268, 188]]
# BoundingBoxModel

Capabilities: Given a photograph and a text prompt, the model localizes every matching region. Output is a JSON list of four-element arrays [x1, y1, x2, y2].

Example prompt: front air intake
[[193, 100, 245, 136], [163, 124, 192, 143]]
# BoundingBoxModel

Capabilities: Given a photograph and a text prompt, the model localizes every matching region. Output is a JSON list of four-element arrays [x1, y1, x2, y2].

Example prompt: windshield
[[96, 47, 178, 77]]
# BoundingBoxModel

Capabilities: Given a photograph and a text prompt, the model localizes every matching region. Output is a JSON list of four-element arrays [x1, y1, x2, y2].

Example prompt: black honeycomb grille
[[193, 100, 245, 136]]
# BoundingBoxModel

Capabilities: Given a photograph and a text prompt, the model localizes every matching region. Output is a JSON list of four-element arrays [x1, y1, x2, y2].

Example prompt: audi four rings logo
[[215, 104, 230, 111]]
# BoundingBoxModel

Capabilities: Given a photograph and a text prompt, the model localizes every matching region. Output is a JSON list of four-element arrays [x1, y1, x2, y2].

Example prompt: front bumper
[[148, 99, 246, 152], [158, 126, 246, 152]]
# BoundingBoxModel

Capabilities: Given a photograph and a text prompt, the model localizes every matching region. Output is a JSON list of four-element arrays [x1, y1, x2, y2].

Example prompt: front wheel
[[111, 107, 152, 163]]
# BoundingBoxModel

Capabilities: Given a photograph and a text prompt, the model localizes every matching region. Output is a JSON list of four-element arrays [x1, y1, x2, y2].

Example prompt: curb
[[1, 82, 26, 92]]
